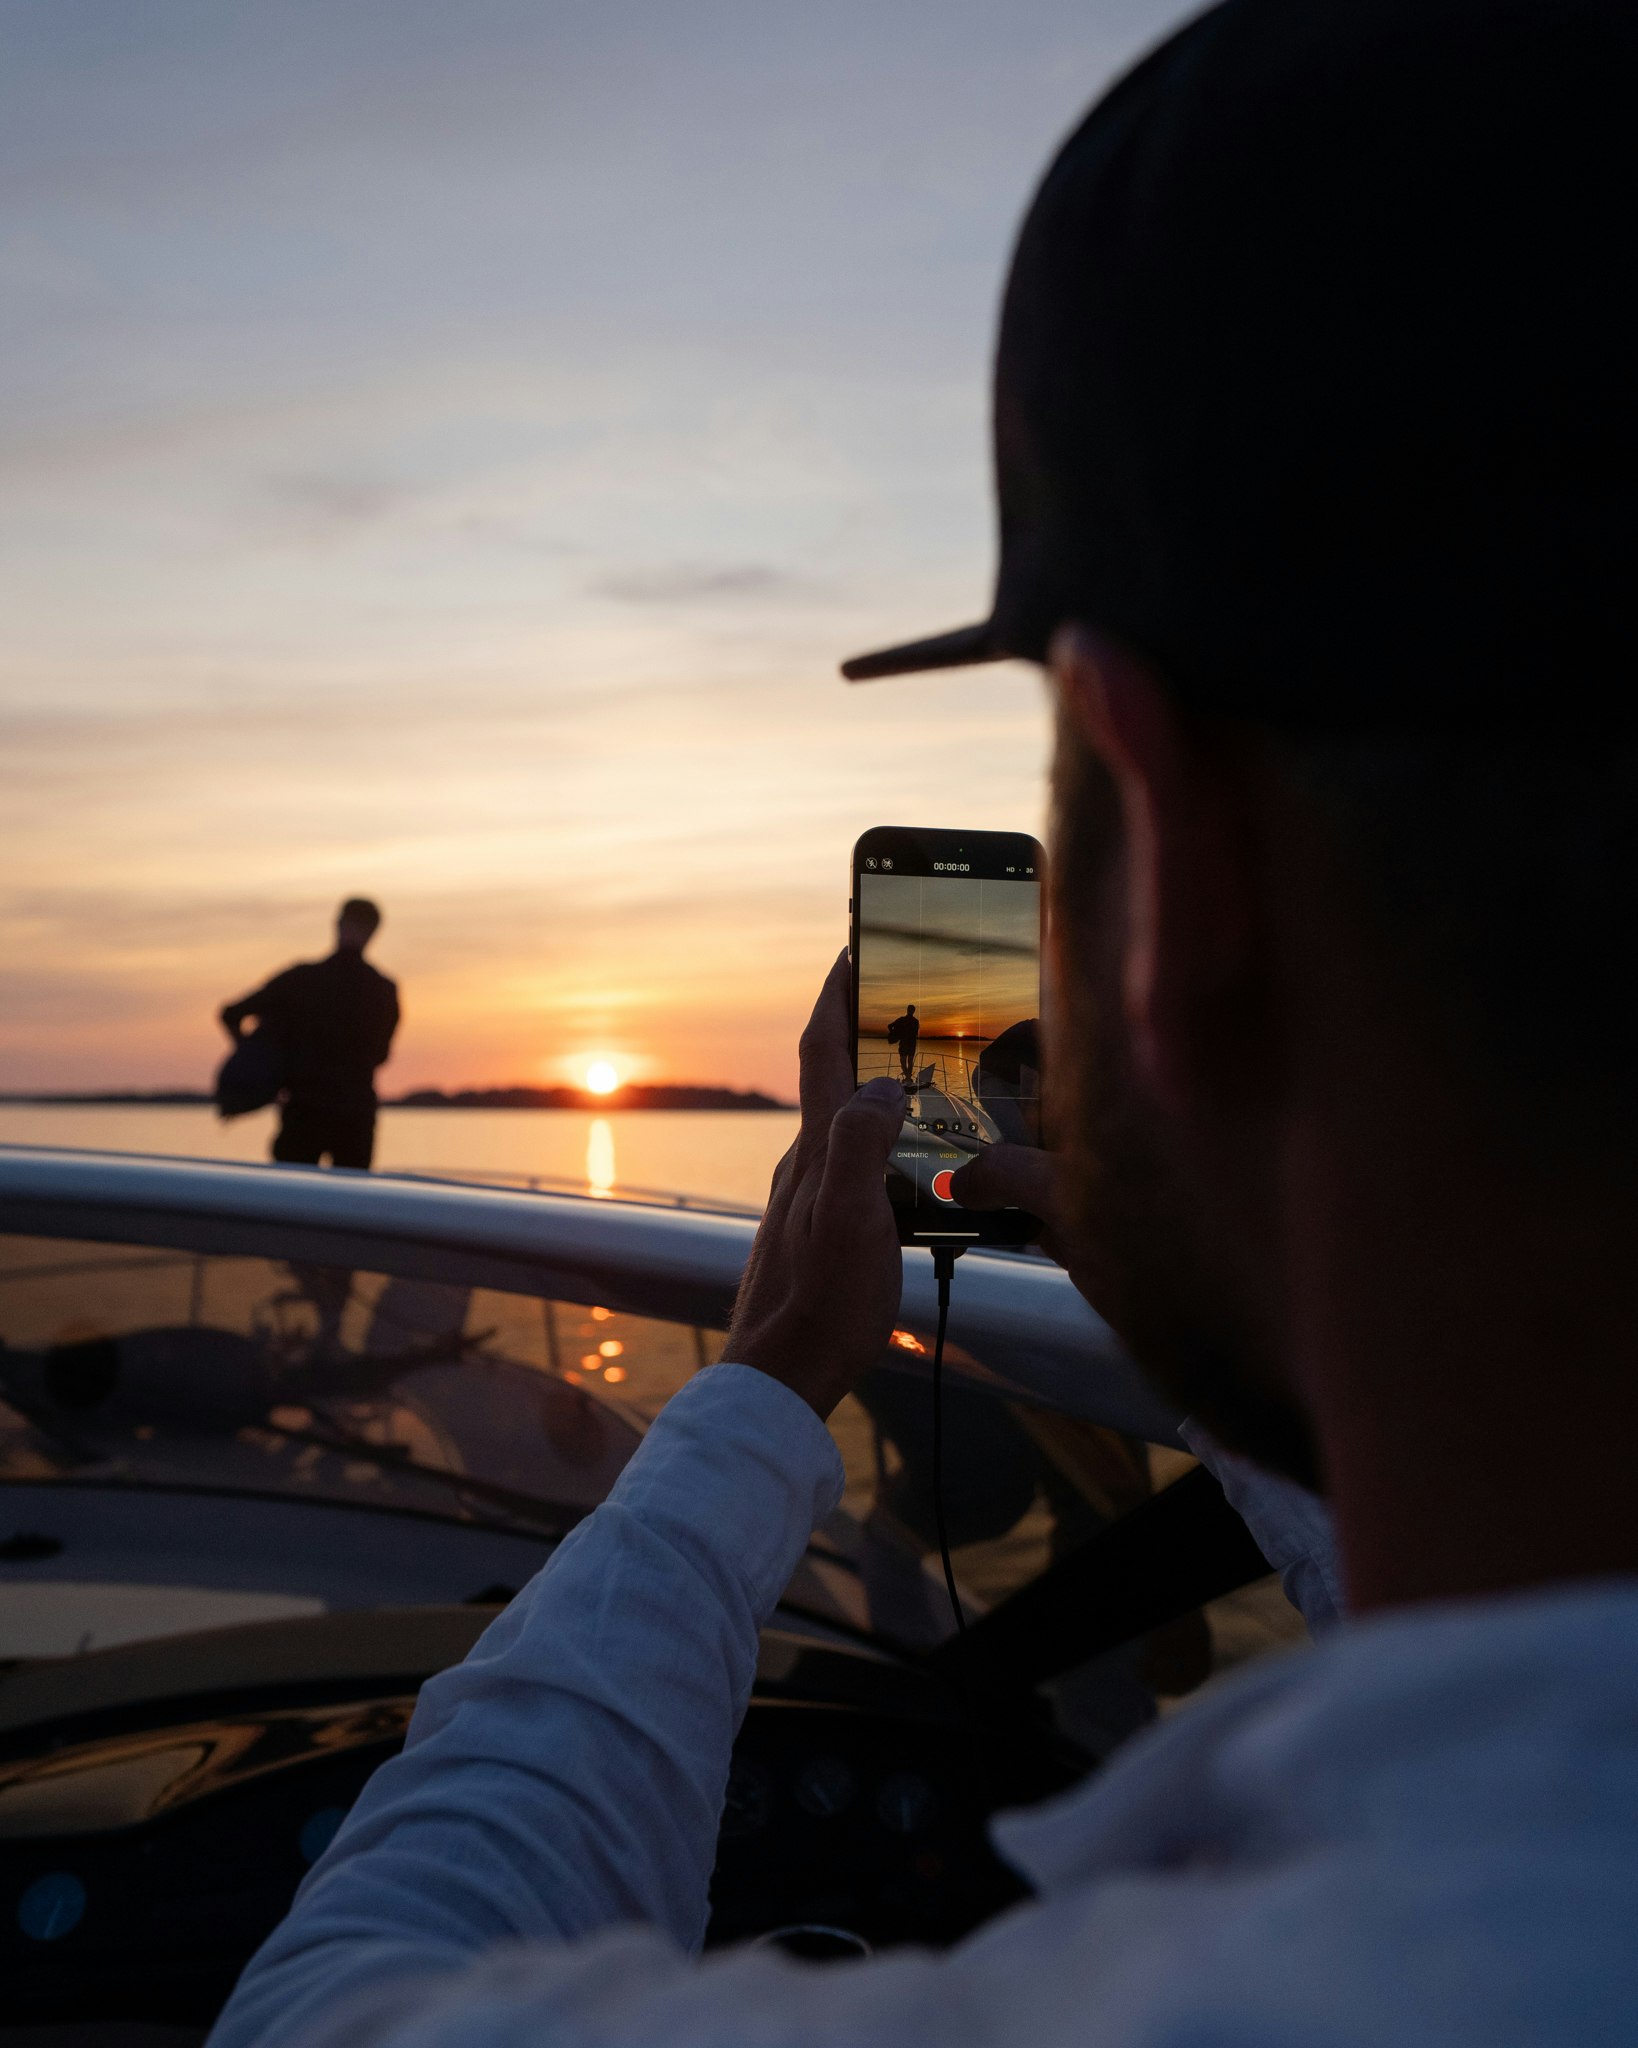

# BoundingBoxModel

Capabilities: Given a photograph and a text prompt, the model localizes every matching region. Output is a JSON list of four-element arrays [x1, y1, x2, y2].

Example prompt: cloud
[[259, 468, 419, 535], [589, 562, 820, 607]]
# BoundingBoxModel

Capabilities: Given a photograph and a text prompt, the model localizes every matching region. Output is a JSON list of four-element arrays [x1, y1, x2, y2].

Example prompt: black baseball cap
[[842, 0, 1638, 729]]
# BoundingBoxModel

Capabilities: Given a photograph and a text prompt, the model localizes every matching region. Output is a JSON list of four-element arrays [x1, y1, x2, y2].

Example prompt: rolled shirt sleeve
[[1178, 1418, 1345, 1631], [208, 1363, 845, 2048]]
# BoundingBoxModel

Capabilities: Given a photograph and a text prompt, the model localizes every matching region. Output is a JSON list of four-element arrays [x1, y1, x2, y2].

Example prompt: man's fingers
[[813, 1076, 904, 1228], [797, 950, 856, 1139], [764, 1139, 799, 1212], [950, 1142, 1059, 1217]]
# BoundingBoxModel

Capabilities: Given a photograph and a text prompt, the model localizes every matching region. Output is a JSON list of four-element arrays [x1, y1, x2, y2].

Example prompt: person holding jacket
[[220, 897, 399, 1170]]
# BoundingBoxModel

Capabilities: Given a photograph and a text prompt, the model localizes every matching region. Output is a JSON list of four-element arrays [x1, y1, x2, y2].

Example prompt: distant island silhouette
[[0, 1084, 791, 1111], [394, 1085, 790, 1111]]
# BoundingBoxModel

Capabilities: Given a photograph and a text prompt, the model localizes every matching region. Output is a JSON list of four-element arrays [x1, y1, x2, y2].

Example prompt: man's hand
[[948, 1142, 1055, 1225], [724, 952, 905, 1420]]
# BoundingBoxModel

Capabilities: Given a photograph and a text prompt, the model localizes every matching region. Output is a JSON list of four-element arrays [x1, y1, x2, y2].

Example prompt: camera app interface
[[856, 851, 1041, 1233]]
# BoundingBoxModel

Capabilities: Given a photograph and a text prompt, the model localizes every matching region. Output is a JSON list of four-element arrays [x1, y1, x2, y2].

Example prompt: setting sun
[[584, 1060, 620, 1096]]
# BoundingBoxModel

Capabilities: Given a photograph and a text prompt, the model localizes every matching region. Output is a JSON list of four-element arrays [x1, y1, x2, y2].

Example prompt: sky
[[1, 0, 1195, 1099]]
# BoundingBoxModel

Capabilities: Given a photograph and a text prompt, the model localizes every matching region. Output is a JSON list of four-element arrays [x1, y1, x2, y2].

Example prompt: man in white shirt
[[211, 0, 1638, 2041]]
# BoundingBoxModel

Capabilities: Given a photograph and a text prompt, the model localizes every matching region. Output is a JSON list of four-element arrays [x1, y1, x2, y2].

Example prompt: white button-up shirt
[[209, 1364, 1638, 2047]]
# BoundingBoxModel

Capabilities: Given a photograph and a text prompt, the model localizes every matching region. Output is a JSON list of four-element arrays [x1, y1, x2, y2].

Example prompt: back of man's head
[[984, 0, 1638, 1179], [1068, 0, 1638, 1178], [911, 0, 1638, 1582], [336, 898, 382, 951], [1100, 0, 1638, 1179]]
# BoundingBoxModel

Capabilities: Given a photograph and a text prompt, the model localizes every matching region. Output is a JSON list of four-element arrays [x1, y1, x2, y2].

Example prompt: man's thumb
[[818, 1076, 904, 1199], [950, 1141, 1056, 1215]]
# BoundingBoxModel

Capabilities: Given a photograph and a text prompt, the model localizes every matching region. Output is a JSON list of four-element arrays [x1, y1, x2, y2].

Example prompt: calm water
[[0, 1104, 799, 1211]]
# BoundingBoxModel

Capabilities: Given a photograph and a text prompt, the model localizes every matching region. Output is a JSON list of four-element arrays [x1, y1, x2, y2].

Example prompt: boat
[[894, 1051, 1007, 1191], [0, 1144, 1296, 2031]]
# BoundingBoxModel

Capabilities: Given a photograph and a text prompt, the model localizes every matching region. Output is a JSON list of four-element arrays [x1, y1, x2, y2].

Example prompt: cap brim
[[839, 619, 1005, 683]]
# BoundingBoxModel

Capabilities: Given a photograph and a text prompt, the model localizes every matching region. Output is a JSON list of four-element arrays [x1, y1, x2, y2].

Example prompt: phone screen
[[851, 826, 1044, 1247]]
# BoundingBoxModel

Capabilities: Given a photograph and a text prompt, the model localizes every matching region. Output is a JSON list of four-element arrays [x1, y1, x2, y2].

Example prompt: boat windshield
[[0, 1226, 1301, 1692]]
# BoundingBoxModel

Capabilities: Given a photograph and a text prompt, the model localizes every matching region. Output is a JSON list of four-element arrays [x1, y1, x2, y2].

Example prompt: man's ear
[[1050, 624, 1255, 1110]]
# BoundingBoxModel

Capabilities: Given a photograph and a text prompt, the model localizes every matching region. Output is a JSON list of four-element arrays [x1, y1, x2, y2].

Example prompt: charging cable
[[930, 1245, 965, 1641]]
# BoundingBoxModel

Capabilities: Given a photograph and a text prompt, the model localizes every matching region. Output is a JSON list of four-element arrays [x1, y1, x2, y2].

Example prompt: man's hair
[[1282, 729, 1638, 1177], [337, 897, 382, 938]]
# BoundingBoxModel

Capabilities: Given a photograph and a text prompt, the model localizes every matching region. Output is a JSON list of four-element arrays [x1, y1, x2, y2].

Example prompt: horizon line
[[0, 1082, 797, 1111]]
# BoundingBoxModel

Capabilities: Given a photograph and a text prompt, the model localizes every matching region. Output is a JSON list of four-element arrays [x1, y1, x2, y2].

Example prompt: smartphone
[[850, 825, 1045, 1248]]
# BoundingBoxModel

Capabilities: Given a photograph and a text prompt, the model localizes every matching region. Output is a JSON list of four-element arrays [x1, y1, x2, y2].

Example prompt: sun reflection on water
[[586, 1117, 616, 1196]]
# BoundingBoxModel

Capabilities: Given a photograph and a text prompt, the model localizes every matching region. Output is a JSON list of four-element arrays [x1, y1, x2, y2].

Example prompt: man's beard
[[1047, 729, 1324, 1493]]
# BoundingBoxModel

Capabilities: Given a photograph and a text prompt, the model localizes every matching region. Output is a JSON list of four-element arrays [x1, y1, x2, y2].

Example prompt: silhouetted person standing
[[220, 899, 399, 1169], [885, 1003, 919, 1084]]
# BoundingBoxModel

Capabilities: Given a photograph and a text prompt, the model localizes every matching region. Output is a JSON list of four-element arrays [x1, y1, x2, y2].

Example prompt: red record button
[[930, 1169, 957, 1203]]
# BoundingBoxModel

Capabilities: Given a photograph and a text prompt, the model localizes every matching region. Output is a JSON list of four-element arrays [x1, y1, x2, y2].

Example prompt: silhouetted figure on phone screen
[[220, 898, 399, 1169], [885, 1003, 919, 1084]]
